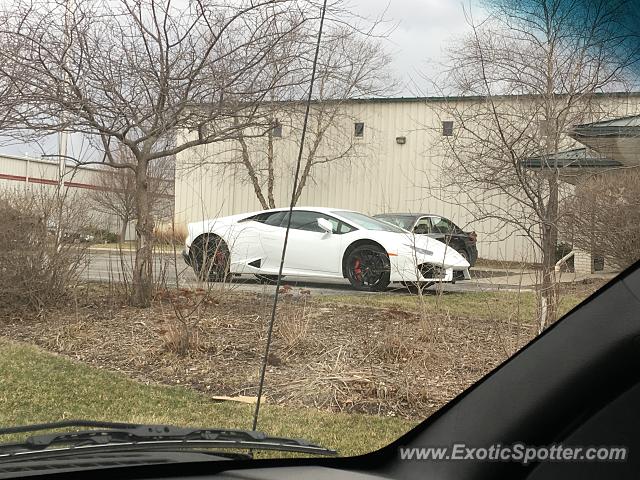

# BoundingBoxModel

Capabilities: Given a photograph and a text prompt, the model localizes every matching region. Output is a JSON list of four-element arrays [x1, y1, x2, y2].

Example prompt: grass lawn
[[317, 290, 592, 324], [0, 338, 414, 456]]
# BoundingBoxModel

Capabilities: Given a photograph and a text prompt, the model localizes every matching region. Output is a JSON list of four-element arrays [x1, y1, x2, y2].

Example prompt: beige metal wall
[[175, 95, 640, 262]]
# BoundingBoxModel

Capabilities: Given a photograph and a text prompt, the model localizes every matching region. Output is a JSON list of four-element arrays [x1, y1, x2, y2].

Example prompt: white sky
[[349, 0, 481, 95]]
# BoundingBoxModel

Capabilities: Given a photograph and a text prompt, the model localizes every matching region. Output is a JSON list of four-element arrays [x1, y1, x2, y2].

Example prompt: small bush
[[0, 189, 88, 310], [86, 228, 119, 243], [276, 299, 311, 355], [153, 223, 187, 245]]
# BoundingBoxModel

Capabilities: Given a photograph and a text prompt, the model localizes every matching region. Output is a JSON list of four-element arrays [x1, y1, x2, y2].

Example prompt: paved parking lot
[[82, 248, 547, 295]]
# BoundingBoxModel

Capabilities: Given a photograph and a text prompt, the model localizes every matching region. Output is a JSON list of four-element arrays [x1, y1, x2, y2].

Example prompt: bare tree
[[430, 0, 638, 329], [90, 167, 136, 244], [89, 148, 173, 243], [561, 168, 640, 271], [0, 0, 325, 306], [207, 23, 393, 208]]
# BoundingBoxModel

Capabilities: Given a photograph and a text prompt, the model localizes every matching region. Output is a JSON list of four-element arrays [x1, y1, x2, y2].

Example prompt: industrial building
[[174, 94, 640, 267]]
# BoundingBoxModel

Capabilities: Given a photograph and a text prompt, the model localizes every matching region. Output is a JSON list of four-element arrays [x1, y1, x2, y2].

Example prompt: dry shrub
[[0, 189, 88, 311], [276, 299, 311, 354], [379, 321, 413, 363], [161, 320, 200, 356], [153, 223, 187, 245], [561, 169, 640, 270], [156, 287, 218, 355]]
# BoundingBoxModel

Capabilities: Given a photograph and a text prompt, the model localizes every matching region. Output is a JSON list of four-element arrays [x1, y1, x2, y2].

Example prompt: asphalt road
[[82, 249, 534, 296]]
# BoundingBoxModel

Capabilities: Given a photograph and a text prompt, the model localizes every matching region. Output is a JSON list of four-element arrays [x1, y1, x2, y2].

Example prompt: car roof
[[256, 206, 356, 214], [374, 213, 447, 219]]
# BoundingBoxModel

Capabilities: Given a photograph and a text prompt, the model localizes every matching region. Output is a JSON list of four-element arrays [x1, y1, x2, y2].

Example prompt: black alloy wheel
[[190, 235, 230, 282], [345, 244, 391, 292]]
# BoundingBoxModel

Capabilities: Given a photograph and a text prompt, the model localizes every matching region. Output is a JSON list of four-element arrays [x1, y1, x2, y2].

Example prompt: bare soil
[[0, 283, 598, 420]]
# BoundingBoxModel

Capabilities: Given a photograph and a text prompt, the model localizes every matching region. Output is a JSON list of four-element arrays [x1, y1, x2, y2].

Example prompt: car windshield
[[374, 215, 416, 231], [0, 0, 638, 473], [334, 211, 406, 232]]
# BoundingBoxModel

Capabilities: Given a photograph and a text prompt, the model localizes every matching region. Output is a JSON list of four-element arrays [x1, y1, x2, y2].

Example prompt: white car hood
[[374, 231, 470, 268]]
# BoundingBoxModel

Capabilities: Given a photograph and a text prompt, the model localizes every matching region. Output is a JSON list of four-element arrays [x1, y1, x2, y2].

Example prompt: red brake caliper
[[214, 250, 226, 265], [353, 258, 362, 282]]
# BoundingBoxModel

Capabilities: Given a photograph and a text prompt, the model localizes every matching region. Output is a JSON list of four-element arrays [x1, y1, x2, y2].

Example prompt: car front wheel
[[345, 244, 391, 292], [189, 235, 230, 282]]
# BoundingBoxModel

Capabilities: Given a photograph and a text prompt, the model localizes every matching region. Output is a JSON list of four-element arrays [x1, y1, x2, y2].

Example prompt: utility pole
[[54, 0, 71, 250]]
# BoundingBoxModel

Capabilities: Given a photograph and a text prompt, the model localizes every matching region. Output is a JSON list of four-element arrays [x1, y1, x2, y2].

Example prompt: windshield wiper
[[0, 420, 336, 461]]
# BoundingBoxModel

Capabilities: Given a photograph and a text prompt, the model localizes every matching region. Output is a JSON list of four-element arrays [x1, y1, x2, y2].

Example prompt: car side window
[[289, 211, 327, 232], [430, 216, 455, 234], [284, 211, 356, 234], [413, 218, 432, 234], [254, 211, 287, 227], [337, 221, 355, 234]]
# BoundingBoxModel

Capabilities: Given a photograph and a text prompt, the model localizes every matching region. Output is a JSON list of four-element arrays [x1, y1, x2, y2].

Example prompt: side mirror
[[317, 218, 333, 234]]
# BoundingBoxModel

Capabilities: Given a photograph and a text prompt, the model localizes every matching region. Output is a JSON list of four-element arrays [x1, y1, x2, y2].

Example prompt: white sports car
[[182, 207, 471, 291]]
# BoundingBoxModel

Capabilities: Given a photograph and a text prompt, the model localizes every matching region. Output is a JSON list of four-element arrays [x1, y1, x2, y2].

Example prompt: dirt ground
[[0, 282, 601, 420]]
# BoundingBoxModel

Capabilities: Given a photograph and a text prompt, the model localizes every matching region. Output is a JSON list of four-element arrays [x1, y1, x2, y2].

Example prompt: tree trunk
[[131, 158, 154, 307], [119, 217, 129, 244], [234, 117, 268, 210], [292, 136, 322, 205], [538, 175, 559, 332]]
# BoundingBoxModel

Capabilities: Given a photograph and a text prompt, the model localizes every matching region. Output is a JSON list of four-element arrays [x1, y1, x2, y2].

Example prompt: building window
[[354, 122, 364, 138], [272, 120, 282, 138], [442, 121, 454, 136]]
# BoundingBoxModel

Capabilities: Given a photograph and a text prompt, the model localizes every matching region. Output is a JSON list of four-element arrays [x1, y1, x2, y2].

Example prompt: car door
[[254, 211, 288, 271], [282, 211, 346, 275]]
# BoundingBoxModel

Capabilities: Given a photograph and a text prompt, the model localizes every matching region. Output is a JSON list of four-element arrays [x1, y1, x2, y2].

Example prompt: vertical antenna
[[252, 0, 329, 432]]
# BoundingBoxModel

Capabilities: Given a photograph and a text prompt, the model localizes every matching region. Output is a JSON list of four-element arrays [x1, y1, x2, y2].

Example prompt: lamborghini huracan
[[183, 207, 471, 291]]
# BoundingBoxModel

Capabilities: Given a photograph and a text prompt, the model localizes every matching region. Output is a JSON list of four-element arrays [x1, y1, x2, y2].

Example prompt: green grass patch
[[318, 290, 589, 323], [0, 338, 413, 456]]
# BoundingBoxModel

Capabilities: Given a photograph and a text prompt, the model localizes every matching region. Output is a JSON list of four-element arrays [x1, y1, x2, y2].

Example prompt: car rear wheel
[[345, 244, 391, 292], [189, 235, 230, 282]]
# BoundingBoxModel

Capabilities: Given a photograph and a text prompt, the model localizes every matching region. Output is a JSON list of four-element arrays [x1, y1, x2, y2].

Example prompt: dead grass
[[275, 298, 313, 356], [0, 337, 413, 456], [0, 280, 605, 421]]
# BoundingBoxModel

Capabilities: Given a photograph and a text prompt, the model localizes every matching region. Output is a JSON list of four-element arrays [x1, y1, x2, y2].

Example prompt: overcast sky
[[349, 0, 480, 96]]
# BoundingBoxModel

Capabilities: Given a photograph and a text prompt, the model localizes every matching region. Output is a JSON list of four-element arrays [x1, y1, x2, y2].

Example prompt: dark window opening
[[272, 121, 282, 138], [247, 211, 288, 227], [354, 122, 364, 137], [442, 121, 454, 136]]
